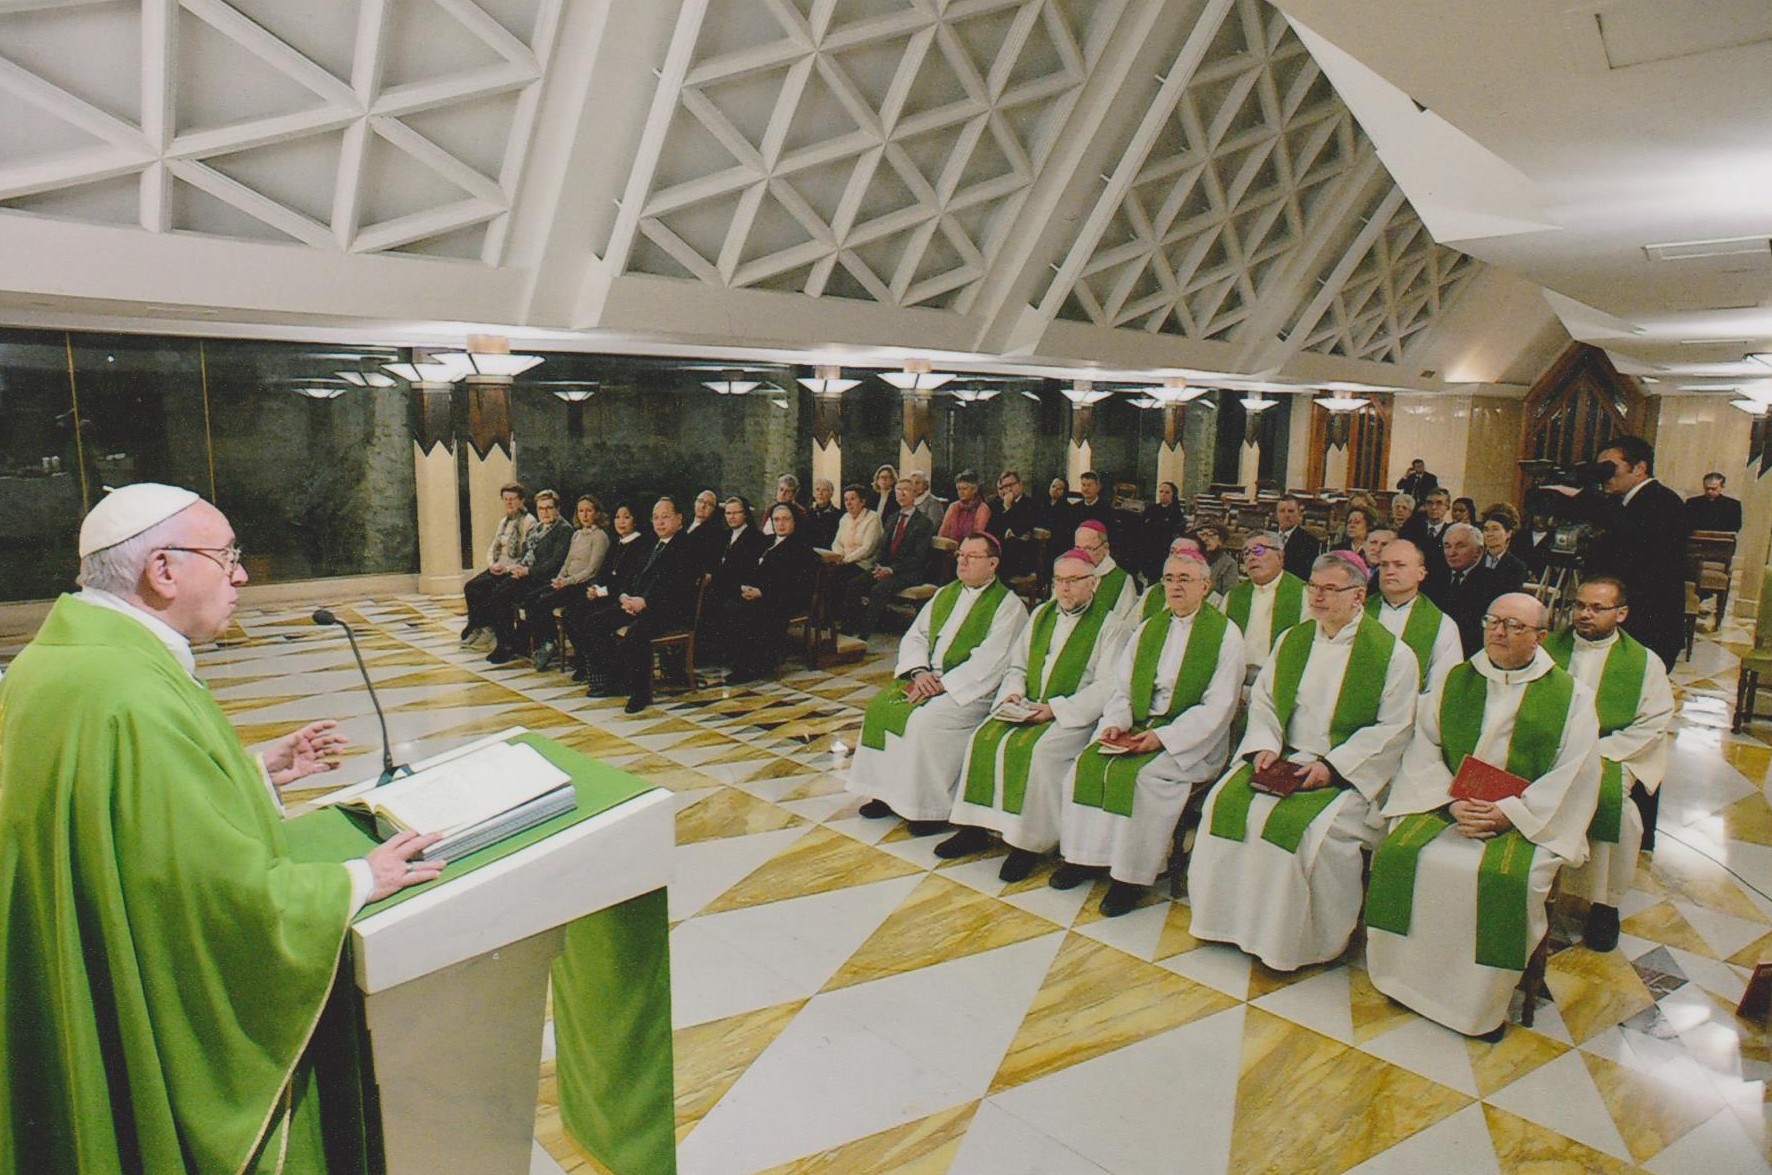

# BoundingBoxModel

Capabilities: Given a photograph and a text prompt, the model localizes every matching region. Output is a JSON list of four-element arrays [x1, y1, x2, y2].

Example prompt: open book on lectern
[[329, 739, 575, 860]]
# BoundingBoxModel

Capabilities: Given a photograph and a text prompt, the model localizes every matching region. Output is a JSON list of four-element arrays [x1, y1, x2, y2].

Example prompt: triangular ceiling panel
[[2, 172, 141, 226], [175, 7, 335, 133], [0, 1, 141, 125], [390, 219, 490, 261], [469, 0, 546, 47], [170, 174, 306, 243], [399, 91, 524, 179], [357, 127, 481, 225], [0, 96, 116, 162], [381, 0, 511, 89], [225, 0, 359, 82], [203, 131, 345, 226]]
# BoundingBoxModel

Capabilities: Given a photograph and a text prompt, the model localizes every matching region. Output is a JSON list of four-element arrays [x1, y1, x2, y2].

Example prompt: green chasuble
[[1365, 593, 1447, 690], [1207, 617, 1396, 852], [0, 596, 356, 1175], [1224, 573, 1306, 650], [961, 586, 1113, 813], [1072, 607, 1230, 816], [1366, 661, 1578, 969], [1543, 628, 1648, 845], [861, 578, 1010, 750]]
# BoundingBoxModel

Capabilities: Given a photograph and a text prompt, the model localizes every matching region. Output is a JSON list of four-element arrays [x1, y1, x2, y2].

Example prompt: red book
[[1449, 755, 1530, 803], [1251, 759, 1309, 797]]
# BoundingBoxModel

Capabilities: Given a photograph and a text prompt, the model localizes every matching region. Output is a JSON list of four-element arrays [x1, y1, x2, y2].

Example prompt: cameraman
[[1544, 435, 1686, 669]]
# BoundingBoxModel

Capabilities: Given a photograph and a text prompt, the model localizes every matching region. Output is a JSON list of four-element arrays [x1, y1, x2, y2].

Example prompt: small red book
[[1251, 759, 1309, 797], [1449, 755, 1530, 803]]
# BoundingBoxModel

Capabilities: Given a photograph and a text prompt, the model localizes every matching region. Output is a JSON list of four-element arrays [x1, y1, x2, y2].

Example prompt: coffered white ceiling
[[27, 0, 1766, 395]]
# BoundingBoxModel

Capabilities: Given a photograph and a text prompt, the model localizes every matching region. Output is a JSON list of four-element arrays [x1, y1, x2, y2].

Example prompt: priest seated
[[1366, 592, 1600, 1041], [1543, 577, 1673, 951], [938, 549, 1134, 881], [1135, 537, 1211, 622], [848, 534, 1029, 835], [1187, 551, 1417, 971], [1052, 552, 1245, 917], [1071, 518, 1140, 625], [1368, 539, 1463, 693], [1225, 531, 1306, 686]]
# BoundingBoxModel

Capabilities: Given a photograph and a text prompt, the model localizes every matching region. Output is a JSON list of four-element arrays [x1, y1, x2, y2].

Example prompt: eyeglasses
[[162, 545, 243, 573], [1481, 615, 1544, 635], [1053, 574, 1093, 586], [955, 551, 997, 562], [1239, 544, 1271, 558], [1306, 582, 1362, 595], [1572, 603, 1621, 614], [1160, 574, 1205, 586]]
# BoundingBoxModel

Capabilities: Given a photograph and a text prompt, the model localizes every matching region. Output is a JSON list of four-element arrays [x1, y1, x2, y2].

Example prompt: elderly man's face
[[1160, 556, 1210, 616], [813, 482, 833, 507], [1307, 566, 1365, 629], [1483, 594, 1546, 669], [910, 472, 928, 495], [1572, 582, 1627, 641], [1363, 530, 1394, 566], [1275, 500, 1301, 529], [724, 501, 748, 529], [1242, 538, 1282, 584], [694, 493, 716, 521], [1444, 530, 1482, 572], [1377, 542, 1425, 599], [653, 500, 682, 539], [1050, 555, 1098, 612], [1072, 525, 1106, 564], [1390, 499, 1412, 525], [955, 538, 999, 587], [895, 480, 916, 507], [157, 501, 248, 643]]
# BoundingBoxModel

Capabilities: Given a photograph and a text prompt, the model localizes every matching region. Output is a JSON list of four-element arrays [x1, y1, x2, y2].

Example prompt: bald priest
[[0, 484, 442, 1175]]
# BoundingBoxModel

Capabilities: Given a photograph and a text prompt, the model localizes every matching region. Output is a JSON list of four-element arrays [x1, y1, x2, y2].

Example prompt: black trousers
[[579, 607, 678, 698], [843, 570, 922, 637]]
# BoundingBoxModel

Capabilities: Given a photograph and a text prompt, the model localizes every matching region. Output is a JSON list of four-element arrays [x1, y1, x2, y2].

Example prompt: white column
[[411, 381, 464, 596]]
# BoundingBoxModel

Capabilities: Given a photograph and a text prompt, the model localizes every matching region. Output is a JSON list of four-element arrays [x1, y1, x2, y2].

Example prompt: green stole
[[1365, 592, 1446, 691], [1071, 607, 1230, 816], [1224, 573, 1305, 650], [860, 578, 1010, 750], [1366, 661, 1577, 970], [1098, 564, 1131, 613], [1140, 584, 1167, 623], [1207, 617, 1396, 852], [961, 588, 1114, 813], [1543, 628, 1648, 845]]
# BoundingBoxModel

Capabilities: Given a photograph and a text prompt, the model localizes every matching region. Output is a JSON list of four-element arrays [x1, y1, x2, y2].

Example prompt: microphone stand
[[312, 609, 410, 787]]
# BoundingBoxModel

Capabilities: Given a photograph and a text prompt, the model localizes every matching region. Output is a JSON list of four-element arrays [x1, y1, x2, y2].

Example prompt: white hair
[[1246, 531, 1284, 549], [77, 515, 182, 595], [813, 477, 834, 493], [1444, 522, 1482, 545]]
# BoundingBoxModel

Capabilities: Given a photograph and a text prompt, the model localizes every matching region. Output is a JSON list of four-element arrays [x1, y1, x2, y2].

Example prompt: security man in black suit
[[1274, 495, 1322, 581], [1396, 458, 1438, 501], [680, 489, 726, 573], [1686, 472, 1743, 534], [581, 496, 701, 712]]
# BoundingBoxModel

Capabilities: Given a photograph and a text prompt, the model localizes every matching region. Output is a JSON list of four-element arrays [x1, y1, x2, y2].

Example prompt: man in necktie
[[579, 497, 700, 713], [841, 480, 934, 640]]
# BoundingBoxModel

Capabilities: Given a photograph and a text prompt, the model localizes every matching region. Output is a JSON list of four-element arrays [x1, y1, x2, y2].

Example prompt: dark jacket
[[1510, 527, 1557, 574], [1686, 494, 1742, 534], [878, 508, 936, 582], [711, 525, 768, 601], [1401, 515, 1450, 582], [595, 532, 655, 598], [626, 532, 700, 627], [1279, 526, 1322, 582], [1397, 470, 1439, 499], [1578, 479, 1688, 666], [745, 534, 820, 618], [1429, 562, 1506, 656], [807, 503, 843, 548], [1482, 550, 1530, 595], [679, 516, 726, 574], [520, 520, 574, 583]]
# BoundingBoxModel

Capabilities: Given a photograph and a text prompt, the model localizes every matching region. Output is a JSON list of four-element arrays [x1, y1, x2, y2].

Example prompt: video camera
[[1516, 458, 1613, 566]]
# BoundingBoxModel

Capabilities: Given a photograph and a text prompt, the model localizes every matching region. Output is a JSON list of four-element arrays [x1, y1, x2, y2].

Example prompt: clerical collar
[[1252, 576, 1280, 596], [618, 531, 641, 544], [1057, 599, 1089, 617], [1473, 647, 1553, 685], [77, 587, 198, 678], [1380, 594, 1417, 612], [959, 580, 989, 596], [727, 528, 743, 544], [1573, 629, 1619, 650], [1093, 555, 1118, 577], [687, 517, 704, 531]]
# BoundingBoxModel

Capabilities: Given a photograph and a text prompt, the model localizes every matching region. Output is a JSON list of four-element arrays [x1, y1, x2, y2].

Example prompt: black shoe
[[1473, 1023, 1507, 1044], [487, 646, 516, 665], [624, 694, 651, 714], [998, 848, 1040, 883], [858, 799, 894, 819], [934, 827, 991, 858], [1048, 862, 1107, 891], [533, 641, 558, 671], [571, 665, 588, 683], [1099, 880, 1145, 918], [906, 820, 950, 838], [1584, 903, 1621, 952]]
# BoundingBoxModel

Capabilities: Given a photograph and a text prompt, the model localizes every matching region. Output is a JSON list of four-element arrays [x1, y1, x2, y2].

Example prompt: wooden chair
[[645, 573, 711, 692], [786, 562, 835, 668], [1688, 530, 1738, 630], [1732, 567, 1772, 731]]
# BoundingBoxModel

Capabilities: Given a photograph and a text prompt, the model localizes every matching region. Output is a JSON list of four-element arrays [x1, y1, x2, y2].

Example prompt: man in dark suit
[[1686, 472, 1743, 533], [845, 479, 934, 639], [679, 489, 726, 573], [1401, 488, 1452, 583], [580, 497, 701, 712], [986, 469, 1038, 577], [710, 497, 767, 602], [1396, 459, 1438, 501], [1274, 495, 1322, 581], [1510, 507, 1558, 576], [1429, 522, 1502, 655]]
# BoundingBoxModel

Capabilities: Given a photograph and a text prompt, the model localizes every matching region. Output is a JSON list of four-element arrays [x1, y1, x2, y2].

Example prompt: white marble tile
[[775, 793, 856, 824], [946, 1101, 1113, 1175], [669, 919, 808, 1029], [937, 855, 1013, 897], [1647, 1108, 1772, 1175], [985, 1006, 1245, 1175], [1664, 944, 1752, 1004], [1357, 1014, 1477, 1097], [1251, 964, 1353, 1044], [1483, 1048, 1633, 1162], [1343, 1103, 1499, 1175], [668, 825, 812, 923], [875, 831, 959, 870], [825, 813, 897, 845], [1001, 879, 1092, 929], [1156, 943, 1252, 1000], [1070, 900, 1171, 962]]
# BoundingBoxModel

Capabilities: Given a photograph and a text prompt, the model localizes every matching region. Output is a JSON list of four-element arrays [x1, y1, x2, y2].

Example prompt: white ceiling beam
[[351, 197, 504, 254], [140, 0, 176, 154], [0, 56, 148, 150], [485, 0, 567, 264], [1259, 181, 1406, 371], [369, 116, 505, 205], [167, 108, 360, 160], [181, 0, 359, 111], [430, 0, 539, 69], [373, 63, 538, 119], [0, 146, 152, 201], [139, 161, 170, 233], [166, 158, 335, 248]]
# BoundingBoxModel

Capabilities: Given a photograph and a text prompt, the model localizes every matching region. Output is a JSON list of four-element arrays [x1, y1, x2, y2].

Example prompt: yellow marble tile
[[372, 665, 489, 689], [777, 773, 848, 801], [1722, 792, 1772, 847], [216, 692, 319, 716], [1230, 1007, 1471, 1175], [676, 787, 805, 844], [698, 742, 782, 766], [1727, 928, 1772, 968], [1153, 900, 1208, 963], [1247, 958, 1339, 1001], [1621, 900, 1717, 957], [756, 1101, 978, 1174], [746, 756, 829, 782], [1465, 1024, 1569, 1098], [825, 874, 1060, 991], [428, 704, 580, 740], [547, 725, 647, 760], [632, 715, 706, 737], [989, 932, 1238, 1093], [1544, 947, 1657, 1044], [1071, 879, 1166, 925], [1482, 1103, 1642, 1175], [701, 826, 923, 914], [386, 682, 530, 711], [1580, 1049, 1721, 1163], [1649, 844, 1768, 922], [1723, 741, 1772, 783], [673, 999, 807, 1137], [1349, 966, 1417, 1044]]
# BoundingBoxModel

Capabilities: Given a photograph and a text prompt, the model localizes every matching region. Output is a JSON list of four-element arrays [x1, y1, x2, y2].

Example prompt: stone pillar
[[1240, 402, 1268, 497], [1067, 384, 1097, 484], [464, 375, 515, 571], [900, 390, 933, 477], [812, 392, 842, 490], [1322, 410, 1352, 491], [1156, 404, 1187, 490], [411, 381, 463, 595]]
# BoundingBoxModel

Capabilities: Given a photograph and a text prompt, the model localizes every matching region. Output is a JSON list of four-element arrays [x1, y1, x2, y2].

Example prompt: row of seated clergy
[[850, 548, 1669, 1040]]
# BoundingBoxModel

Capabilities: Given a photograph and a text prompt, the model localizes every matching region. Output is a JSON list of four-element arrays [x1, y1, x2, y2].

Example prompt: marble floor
[[11, 595, 1772, 1174]]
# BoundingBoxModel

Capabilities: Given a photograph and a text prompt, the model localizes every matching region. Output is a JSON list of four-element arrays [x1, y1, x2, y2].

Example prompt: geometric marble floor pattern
[[9, 596, 1766, 1174]]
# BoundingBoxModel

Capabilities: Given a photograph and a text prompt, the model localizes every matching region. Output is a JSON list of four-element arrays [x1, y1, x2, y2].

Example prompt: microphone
[[313, 608, 409, 787]]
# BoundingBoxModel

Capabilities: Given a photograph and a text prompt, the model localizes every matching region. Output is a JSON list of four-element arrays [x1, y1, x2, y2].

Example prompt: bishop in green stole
[[1056, 554, 1246, 912], [944, 549, 1133, 880], [849, 534, 1029, 823], [1366, 591, 1601, 1038], [1542, 578, 1674, 946], [1189, 554, 1417, 972], [1223, 534, 1307, 683]]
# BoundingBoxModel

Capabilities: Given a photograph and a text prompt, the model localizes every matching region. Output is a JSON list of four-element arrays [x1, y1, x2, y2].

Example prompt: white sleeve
[[941, 595, 1029, 707], [1048, 617, 1134, 729], [1426, 615, 1464, 694], [995, 614, 1036, 705], [344, 859, 374, 915], [895, 596, 936, 676]]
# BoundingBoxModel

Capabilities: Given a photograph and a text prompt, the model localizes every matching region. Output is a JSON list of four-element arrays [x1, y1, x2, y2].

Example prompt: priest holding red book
[[1365, 592, 1600, 1041], [1188, 551, 1417, 971]]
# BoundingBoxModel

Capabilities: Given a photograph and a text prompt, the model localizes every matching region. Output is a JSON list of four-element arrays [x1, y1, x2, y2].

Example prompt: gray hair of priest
[[78, 515, 183, 595], [1310, 550, 1368, 588], [1245, 530, 1284, 550]]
